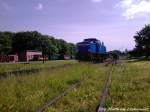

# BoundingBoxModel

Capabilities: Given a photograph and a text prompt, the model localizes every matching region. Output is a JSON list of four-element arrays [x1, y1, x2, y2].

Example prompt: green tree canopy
[[0, 31, 75, 58], [0, 32, 14, 55], [133, 24, 150, 58]]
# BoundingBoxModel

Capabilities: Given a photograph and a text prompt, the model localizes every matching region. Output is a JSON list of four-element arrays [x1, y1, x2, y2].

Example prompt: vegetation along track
[[0, 62, 98, 112], [45, 64, 111, 112], [105, 60, 150, 111], [97, 65, 114, 112], [37, 63, 114, 112], [4, 60, 148, 112], [0, 63, 77, 78], [37, 74, 88, 112]]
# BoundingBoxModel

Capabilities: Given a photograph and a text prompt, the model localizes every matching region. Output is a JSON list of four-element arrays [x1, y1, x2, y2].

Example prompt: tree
[[0, 32, 13, 55], [134, 24, 150, 58], [67, 43, 76, 58], [0, 31, 76, 59], [12, 31, 42, 53], [57, 39, 67, 54]]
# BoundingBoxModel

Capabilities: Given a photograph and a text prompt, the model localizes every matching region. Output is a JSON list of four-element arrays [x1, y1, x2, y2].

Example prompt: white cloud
[[91, 0, 102, 3], [35, 3, 43, 11], [116, 0, 150, 19]]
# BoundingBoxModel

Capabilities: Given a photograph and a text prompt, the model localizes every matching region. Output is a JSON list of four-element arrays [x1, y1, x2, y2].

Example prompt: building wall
[[18, 50, 42, 62], [26, 51, 42, 62], [0, 55, 18, 63]]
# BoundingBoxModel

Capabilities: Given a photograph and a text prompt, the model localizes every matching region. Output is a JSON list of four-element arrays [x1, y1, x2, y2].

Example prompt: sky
[[0, 0, 150, 51]]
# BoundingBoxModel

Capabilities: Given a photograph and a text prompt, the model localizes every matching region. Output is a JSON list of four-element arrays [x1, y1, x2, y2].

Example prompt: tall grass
[[105, 61, 150, 110], [0, 62, 99, 112], [2, 60, 148, 112], [46, 64, 110, 112], [0, 60, 77, 74]]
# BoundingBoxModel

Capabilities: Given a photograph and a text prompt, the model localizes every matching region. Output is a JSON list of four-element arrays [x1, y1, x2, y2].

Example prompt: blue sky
[[0, 0, 150, 51]]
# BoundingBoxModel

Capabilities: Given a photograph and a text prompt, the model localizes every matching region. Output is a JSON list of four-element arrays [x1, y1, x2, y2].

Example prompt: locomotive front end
[[76, 42, 92, 61]]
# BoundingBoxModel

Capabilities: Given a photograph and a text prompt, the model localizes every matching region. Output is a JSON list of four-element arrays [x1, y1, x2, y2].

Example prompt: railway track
[[37, 81, 81, 112], [97, 60, 122, 112], [97, 64, 114, 112], [36, 62, 116, 112], [0, 63, 77, 78], [37, 64, 115, 112], [37, 74, 88, 112]]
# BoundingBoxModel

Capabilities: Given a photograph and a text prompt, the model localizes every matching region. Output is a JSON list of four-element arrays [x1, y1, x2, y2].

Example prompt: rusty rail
[[97, 65, 114, 112], [37, 81, 81, 112]]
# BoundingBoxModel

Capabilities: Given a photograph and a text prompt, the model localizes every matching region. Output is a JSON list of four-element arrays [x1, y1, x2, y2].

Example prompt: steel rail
[[97, 65, 114, 112], [37, 80, 81, 112]]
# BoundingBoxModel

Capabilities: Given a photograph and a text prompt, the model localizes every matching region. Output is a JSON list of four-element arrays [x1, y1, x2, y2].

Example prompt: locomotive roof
[[77, 38, 106, 47], [77, 41, 90, 45], [84, 38, 98, 42]]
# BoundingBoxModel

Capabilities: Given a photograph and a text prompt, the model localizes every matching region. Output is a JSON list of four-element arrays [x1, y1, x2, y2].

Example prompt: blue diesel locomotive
[[76, 38, 107, 61]]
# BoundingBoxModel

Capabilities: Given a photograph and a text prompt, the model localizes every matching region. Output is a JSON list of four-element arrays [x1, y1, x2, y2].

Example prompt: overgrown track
[[37, 74, 88, 112], [37, 63, 115, 112], [37, 81, 81, 112], [97, 64, 114, 112], [0, 63, 76, 78]]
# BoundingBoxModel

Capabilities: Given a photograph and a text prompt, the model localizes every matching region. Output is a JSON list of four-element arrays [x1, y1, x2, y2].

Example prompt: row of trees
[[129, 24, 150, 58], [0, 31, 75, 58]]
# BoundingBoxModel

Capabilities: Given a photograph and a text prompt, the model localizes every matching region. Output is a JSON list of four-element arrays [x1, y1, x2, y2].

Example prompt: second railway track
[[0, 63, 77, 78]]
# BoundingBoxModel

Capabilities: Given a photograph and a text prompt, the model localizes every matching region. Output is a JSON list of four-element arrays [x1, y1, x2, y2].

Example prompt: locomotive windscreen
[[77, 44, 90, 52]]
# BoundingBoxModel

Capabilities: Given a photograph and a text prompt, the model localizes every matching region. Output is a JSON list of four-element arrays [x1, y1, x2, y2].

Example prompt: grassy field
[[0, 60, 77, 74], [0, 62, 109, 112], [46, 64, 111, 112], [105, 60, 150, 111], [0, 60, 149, 112]]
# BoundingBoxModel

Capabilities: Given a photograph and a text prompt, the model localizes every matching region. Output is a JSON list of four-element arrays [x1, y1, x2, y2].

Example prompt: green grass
[[46, 64, 111, 112], [0, 60, 77, 74], [105, 61, 150, 111], [0, 62, 106, 112], [0, 60, 149, 112]]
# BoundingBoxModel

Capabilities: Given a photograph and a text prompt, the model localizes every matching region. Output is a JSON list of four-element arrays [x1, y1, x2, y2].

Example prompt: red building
[[0, 55, 18, 63], [18, 50, 42, 62]]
